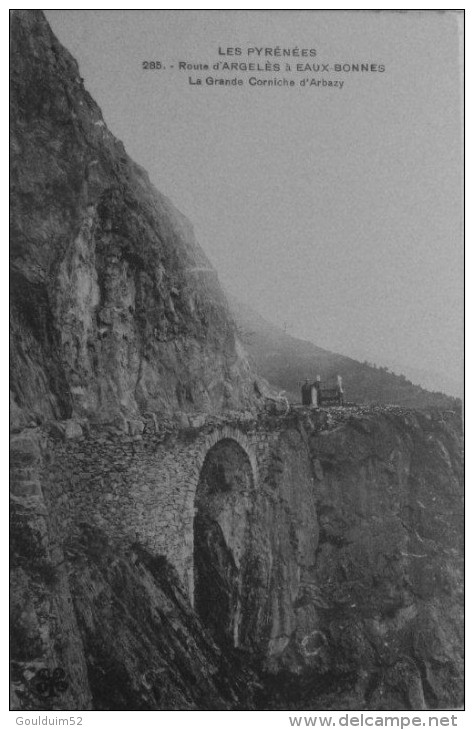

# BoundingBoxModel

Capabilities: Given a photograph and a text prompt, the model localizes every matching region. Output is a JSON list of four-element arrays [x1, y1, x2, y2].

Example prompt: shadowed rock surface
[[10, 9, 262, 432], [10, 519, 257, 710], [10, 10, 463, 712], [10, 406, 464, 711]]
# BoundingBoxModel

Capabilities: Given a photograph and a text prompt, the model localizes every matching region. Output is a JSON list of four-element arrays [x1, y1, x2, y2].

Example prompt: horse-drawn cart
[[301, 375, 344, 407], [316, 377, 344, 407]]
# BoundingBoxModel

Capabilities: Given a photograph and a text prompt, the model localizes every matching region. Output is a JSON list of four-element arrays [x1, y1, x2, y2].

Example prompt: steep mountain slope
[[229, 295, 461, 409], [10, 10, 262, 432]]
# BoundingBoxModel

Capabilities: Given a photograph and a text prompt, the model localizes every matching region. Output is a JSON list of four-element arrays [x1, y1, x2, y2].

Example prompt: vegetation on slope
[[229, 296, 461, 410]]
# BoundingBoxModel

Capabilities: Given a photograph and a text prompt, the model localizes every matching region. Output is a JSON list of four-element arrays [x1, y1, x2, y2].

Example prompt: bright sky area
[[45, 10, 464, 396]]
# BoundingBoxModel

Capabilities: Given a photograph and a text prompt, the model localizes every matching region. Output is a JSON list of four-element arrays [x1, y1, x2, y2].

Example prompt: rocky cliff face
[[10, 515, 257, 710], [10, 10, 261, 431], [261, 407, 464, 710], [10, 407, 463, 711], [192, 407, 463, 711]]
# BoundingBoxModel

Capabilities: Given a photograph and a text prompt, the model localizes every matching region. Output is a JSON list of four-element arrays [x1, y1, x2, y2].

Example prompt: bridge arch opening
[[193, 437, 254, 648]]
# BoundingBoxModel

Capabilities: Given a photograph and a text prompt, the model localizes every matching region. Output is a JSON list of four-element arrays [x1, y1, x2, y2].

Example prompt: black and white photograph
[[9, 8, 464, 720]]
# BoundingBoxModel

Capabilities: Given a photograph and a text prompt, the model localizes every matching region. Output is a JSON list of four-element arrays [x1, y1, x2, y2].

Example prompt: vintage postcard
[[9, 9, 464, 722]]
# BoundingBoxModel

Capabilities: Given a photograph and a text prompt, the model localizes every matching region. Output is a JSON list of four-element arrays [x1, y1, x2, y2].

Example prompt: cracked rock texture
[[10, 9, 261, 431], [199, 409, 463, 711], [10, 409, 463, 710], [265, 408, 464, 710]]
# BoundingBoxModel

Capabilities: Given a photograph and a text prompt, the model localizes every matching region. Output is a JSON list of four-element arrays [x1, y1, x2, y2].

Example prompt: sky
[[45, 10, 464, 396]]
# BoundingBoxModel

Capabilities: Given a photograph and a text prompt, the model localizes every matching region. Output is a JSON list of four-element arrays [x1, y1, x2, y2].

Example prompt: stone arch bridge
[[10, 402, 463, 692], [12, 408, 327, 609]]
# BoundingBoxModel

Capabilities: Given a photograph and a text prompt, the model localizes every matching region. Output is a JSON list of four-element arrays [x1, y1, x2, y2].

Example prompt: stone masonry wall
[[11, 404, 461, 606], [15, 414, 282, 602]]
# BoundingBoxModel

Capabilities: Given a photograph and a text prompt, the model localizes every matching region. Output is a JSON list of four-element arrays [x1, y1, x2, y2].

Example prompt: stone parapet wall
[[11, 415, 277, 595], [10, 404, 461, 598]]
